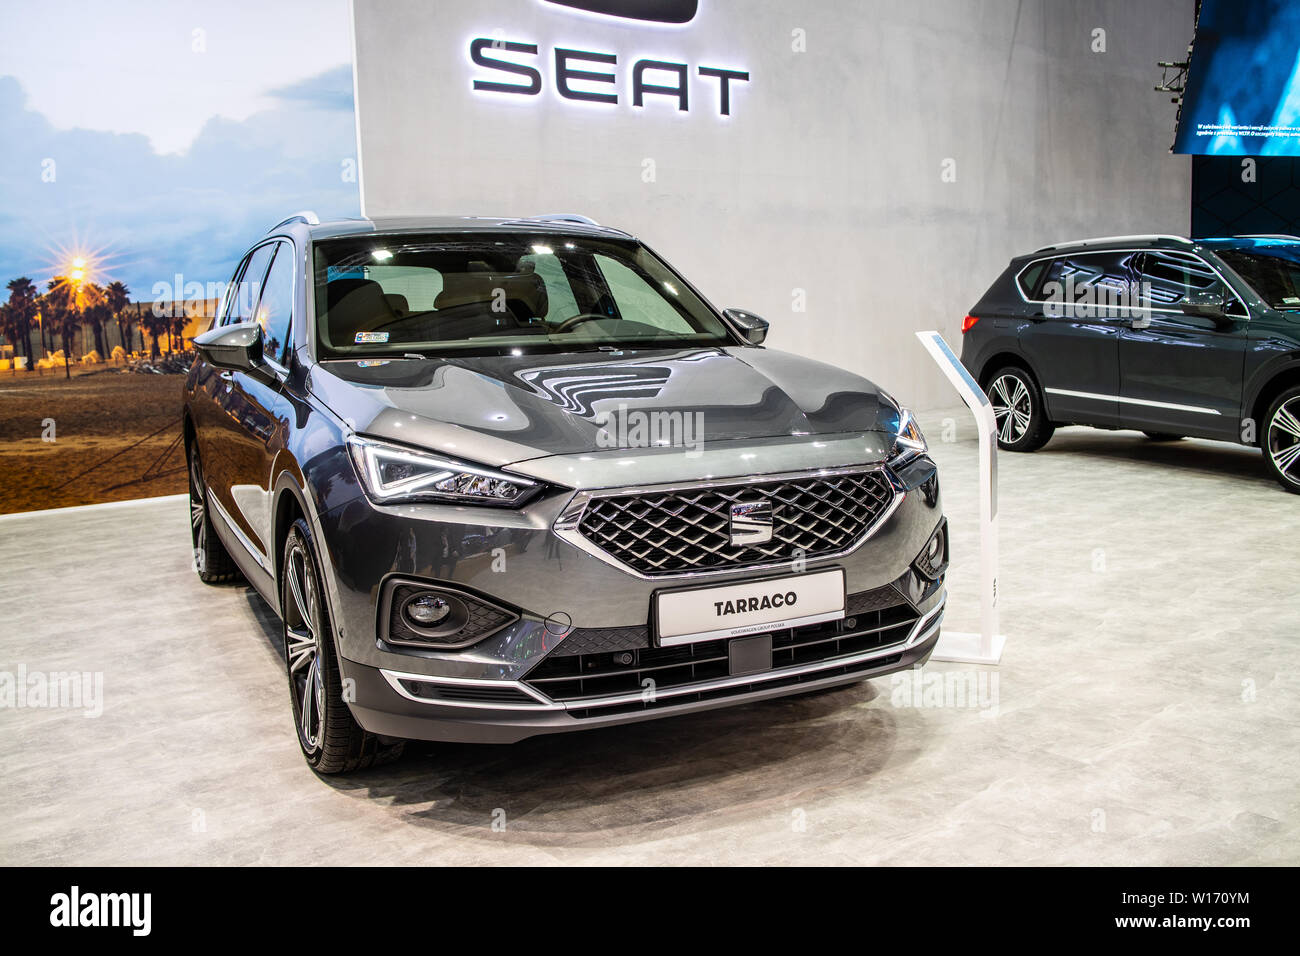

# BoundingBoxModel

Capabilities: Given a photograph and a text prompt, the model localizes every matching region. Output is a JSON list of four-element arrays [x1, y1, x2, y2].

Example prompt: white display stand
[[915, 331, 1007, 665]]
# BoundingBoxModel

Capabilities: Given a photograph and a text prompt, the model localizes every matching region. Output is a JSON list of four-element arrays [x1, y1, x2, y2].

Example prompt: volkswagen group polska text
[[185, 213, 947, 773]]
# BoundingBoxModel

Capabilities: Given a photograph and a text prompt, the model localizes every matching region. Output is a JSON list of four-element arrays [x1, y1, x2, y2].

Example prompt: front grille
[[575, 470, 895, 576], [525, 594, 918, 715]]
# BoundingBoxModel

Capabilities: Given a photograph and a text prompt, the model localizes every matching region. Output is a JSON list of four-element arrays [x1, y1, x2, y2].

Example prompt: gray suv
[[185, 213, 947, 773]]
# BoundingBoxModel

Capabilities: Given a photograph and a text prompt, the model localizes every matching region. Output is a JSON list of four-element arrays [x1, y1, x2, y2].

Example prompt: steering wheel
[[551, 312, 610, 334]]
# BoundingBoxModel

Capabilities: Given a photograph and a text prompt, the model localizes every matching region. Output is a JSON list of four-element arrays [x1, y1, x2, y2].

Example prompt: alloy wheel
[[990, 373, 1033, 444], [284, 540, 325, 753], [1267, 396, 1300, 487], [189, 449, 206, 554]]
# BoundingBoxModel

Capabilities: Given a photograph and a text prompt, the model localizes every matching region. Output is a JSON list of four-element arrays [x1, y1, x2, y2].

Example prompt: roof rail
[[269, 210, 321, 232], [1233, 233, 1300, 241], [1034, 234, 1191, 253], [527, 213, 600, 226]]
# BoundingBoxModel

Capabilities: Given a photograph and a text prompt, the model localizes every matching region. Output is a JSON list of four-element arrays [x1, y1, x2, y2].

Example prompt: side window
[[520, 251, 579, 321], [227, 243, 275, 325], [254, 243, 295, 365], [1133, 252, 1234, 311], [218, 258, 249, 326], [1039, 252, 1132, 311], [1017, 261, 1047, 298], [594, 255, 693, 333]]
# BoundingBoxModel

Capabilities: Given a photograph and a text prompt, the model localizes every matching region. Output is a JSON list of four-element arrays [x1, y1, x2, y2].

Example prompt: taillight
[[961, 315, 980, 333]]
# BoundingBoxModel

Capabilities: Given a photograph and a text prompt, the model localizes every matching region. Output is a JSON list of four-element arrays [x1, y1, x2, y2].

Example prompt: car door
[[1117, 251, 1248, 440], [220, 240, 298, 569], [203, 240, 278, 568], [1018, 251, 1131, 427]]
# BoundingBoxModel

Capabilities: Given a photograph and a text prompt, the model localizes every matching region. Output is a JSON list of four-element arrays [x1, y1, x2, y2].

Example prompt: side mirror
[[1180, 290, 1233, 327], [194, 321, 263, 371], [724, 308, 769, 345]]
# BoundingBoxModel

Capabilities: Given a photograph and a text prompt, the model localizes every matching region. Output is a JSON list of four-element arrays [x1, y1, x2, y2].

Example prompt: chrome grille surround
[[553, 465, 901, 579]]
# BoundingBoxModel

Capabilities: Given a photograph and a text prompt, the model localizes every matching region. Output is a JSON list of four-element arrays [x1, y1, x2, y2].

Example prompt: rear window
[[1017, 260, 1047, 297]]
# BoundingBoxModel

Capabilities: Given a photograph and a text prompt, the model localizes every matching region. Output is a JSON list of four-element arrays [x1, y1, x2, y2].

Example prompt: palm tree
[[6, 277, 39, 371], [105, 280, 131, 359], [81, 282, 108, 358], [140, 304, 167, 360], [0, 302, 14, 373], [45, 277, 79, 379]]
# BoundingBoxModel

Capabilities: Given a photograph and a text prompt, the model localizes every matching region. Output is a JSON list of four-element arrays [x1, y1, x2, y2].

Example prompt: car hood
[[308, 346, 901, 468]]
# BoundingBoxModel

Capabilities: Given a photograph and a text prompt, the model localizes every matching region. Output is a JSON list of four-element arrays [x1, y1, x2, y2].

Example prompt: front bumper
[[348, 595, 943, 743], [311, 452, 946, 743]]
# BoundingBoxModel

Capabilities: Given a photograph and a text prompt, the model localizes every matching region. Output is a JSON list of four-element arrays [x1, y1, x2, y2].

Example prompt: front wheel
[[986, 367, 1055, 452], [1263, 387, 1300, 494], [281, 518, 405, 773]]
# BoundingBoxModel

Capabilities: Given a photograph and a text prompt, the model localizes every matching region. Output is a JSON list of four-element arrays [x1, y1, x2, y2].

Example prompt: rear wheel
[[986, 367, 1055, 452], [282, 518, 404, 773], [187, 439, 241, 584], [1263, 387, 1300, 494], [1143, 432, 1184, 442]]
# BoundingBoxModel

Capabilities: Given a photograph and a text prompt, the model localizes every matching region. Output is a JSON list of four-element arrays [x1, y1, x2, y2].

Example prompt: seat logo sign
[[469, 0, 749, 116], [542, 0, 698, 23], [729, 500, 773, 547]]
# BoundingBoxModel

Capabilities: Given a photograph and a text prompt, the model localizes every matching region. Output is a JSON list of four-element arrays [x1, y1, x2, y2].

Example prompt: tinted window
[[227, 243, 276, 325], [1133, 252, 1226, 307], [1039, 252, 1133, 306], [1017, 261, 1047, 297], [255, 243, 294, 365], [1216, 246, 1300, 311]]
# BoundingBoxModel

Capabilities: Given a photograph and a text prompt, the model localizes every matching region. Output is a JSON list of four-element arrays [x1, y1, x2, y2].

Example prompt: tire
[[188, 439, 242, 584], [281, 518, 405, 773], [986, 366, 1055, 452], [1143, 432, 1184, 442], [1263, 386, 1300, 495]]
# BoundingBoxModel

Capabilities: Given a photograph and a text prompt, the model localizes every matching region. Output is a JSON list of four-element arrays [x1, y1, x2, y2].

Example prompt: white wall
[[352, 0, 1193, 409]]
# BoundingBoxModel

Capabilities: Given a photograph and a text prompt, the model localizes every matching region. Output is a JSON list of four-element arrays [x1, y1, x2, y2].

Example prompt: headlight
[[890, 407, 927, 463], [347, 436, 538, 506]]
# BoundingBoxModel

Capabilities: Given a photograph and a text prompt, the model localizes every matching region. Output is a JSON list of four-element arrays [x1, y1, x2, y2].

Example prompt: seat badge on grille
[[729, 500, 773, 547]]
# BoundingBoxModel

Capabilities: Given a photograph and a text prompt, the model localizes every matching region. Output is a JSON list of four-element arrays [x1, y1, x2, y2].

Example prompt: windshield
[[312, 232, 734, 358], [1215, 245, 1300, 311]]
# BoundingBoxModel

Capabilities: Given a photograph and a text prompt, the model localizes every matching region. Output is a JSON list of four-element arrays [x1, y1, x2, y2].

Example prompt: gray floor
[[2, 409, 1297, 865]]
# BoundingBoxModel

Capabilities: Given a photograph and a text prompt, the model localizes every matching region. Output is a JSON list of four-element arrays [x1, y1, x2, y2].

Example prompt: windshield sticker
[[354, 331, 389, 344]]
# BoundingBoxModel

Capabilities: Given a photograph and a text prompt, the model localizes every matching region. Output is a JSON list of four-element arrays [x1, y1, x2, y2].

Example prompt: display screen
[[1174, 0, 1300, 155]]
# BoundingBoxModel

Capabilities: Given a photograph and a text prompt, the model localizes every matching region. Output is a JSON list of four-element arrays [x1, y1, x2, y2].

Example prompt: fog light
[[914, 521, 947, 580], [405, 594, 452, 627]]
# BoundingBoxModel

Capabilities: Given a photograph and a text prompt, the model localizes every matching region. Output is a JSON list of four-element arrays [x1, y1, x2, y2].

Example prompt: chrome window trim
[[1013, 248, 1249, 319], [551, 464, 904, 581], [379, 593, 944, 712], [206, 487, 271, 571], [1043, 387, 1222, 416]]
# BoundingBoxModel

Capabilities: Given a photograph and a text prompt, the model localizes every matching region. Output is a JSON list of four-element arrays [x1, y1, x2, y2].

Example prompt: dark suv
[[960, 234, 1300, 493], [184, 212, 947, 773]]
